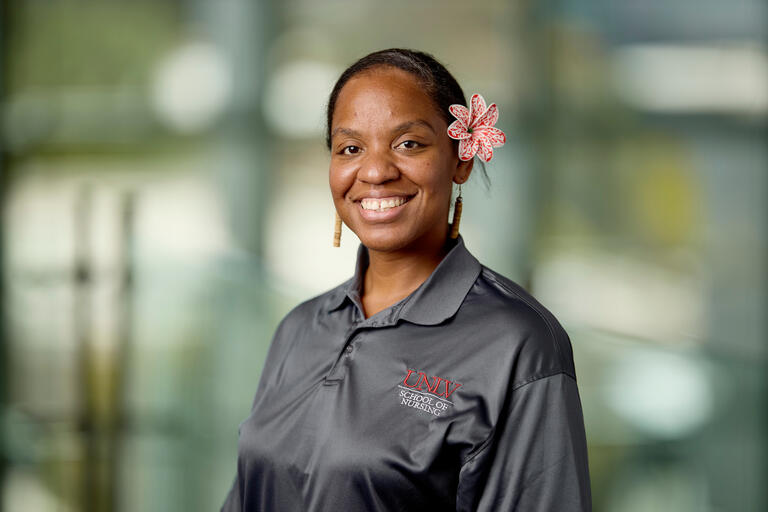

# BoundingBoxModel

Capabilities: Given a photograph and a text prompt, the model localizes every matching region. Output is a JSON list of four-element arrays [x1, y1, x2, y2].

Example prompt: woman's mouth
[[356, 194, 415, 222]]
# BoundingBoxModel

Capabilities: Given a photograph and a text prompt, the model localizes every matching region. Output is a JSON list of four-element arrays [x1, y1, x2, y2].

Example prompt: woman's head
[[326, 50, 458, 151], [326, 48, 487, 252]]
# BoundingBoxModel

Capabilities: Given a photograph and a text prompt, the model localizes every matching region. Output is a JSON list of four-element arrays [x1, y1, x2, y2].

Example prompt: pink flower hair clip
[[447, 93, 506, 162]]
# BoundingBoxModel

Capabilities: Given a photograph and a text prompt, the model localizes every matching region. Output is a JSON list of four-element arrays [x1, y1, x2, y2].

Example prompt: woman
[[221, 48, 592, 511]]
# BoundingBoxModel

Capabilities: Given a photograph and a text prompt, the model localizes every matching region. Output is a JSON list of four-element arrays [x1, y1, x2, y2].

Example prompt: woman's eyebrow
[[391, 119, 435, 134], [331, 127, 362, 139], [331, 119, 435, 139]]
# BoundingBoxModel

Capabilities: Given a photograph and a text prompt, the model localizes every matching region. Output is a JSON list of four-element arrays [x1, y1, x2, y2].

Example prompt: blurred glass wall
[[0, 1, 765, 511]]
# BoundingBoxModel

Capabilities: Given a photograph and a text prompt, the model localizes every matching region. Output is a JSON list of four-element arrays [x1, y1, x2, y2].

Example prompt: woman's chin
[[355, 228, 414, 252]]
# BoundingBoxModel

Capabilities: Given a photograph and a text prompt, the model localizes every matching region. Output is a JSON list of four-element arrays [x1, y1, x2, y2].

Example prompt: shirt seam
[[458, 370, 575, 468], [480, 268, 566, 371], [512, 367, 576, 391]]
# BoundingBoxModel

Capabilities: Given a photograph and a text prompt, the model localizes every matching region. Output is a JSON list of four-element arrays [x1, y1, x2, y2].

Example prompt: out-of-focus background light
[[262, 60, 340, 138], [610, 42, 768, 114], [0, 1, 765, 511], [605, 348, 714, 439], [151, 41, 233, 133]]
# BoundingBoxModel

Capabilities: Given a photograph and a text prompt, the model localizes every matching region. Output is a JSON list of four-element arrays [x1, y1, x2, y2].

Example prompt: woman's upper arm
[[455, 371, 592, 511]]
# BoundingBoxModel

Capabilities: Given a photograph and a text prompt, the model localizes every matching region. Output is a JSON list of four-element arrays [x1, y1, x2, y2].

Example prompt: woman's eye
[[341, 145, 361, 155], [398, 140, 421, 150]]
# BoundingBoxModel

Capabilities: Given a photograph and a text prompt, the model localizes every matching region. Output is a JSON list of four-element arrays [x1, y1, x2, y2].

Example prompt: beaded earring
[[449, 182, 463, 239], [333, 211, 342, 247]]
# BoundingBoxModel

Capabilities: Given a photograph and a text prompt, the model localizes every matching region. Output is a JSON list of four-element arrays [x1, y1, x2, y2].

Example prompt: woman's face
[[329, 66, 472, 252]]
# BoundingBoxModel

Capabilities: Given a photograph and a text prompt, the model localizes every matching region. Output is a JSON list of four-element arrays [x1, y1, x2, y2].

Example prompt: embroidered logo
[[397, 368, 461, 417]]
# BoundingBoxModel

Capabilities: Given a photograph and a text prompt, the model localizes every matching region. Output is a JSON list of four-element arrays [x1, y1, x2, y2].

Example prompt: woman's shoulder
[[467, 263, 577, 386], [474, 264, 566, 335]]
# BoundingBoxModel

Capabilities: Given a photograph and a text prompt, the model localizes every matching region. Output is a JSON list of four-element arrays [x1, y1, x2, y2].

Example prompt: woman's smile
[[355, 193, 416, 222]]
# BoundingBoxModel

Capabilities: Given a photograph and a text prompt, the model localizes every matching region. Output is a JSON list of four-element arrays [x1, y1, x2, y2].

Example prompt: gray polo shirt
[[221, 234, 592, 511]]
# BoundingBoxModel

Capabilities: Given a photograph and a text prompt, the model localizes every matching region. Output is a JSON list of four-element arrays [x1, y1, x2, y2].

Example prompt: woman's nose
[[357, 146, 400, 184]]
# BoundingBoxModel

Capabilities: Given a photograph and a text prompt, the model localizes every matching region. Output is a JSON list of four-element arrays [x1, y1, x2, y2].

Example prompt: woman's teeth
[[361, 196, 410, 212]]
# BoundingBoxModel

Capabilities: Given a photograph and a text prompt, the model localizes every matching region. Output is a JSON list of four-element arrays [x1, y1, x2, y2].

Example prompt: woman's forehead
[[333, 70, 440, 125]]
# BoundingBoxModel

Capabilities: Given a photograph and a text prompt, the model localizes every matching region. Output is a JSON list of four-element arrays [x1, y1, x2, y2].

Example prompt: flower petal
[[449, 104, 470, 126], [476, 135, 494, 162], [475, 103, 498, 128], [468, 94, 487, 128], [475, 126, 506, 147], [458, 136, 479, 161], [447, 120, 471, 140]]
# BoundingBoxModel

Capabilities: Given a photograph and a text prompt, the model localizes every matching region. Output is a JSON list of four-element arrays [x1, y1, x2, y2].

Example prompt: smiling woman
[[221, 48, 592, 512], [328, 64, 468, 257]]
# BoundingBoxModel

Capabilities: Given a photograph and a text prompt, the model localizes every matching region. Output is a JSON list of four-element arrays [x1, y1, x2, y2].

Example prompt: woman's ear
[[454, 156, 474, 184]]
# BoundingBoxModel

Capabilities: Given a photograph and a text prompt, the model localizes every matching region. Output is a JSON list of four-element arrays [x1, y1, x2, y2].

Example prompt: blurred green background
[[0, 1, 766, 511]]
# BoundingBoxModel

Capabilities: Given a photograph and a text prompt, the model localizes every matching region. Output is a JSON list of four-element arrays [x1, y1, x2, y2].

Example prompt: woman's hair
[[324, 48, 490, 189]]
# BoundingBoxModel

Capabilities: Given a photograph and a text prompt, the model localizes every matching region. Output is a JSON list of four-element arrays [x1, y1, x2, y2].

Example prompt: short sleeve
[[455, 372, 592, 511]]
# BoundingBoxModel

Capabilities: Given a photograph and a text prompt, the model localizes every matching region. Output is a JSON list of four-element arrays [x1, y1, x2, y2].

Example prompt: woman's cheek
[[329, 167, 352, 200]]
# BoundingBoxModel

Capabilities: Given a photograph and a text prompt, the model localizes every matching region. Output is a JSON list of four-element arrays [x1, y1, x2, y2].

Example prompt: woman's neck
[[361, 224, 453, 318]]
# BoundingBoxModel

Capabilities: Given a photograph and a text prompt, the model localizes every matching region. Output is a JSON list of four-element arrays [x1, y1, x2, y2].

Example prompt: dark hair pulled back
[[324, 48, 489, 189]]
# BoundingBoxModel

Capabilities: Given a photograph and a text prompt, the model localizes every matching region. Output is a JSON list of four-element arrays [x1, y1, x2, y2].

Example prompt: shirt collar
[[324, 233, 482, 326]]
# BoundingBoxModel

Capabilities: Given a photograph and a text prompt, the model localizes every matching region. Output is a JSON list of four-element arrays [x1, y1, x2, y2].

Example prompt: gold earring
[[449, 182, 463, 239], [333, 211, 342, 247]]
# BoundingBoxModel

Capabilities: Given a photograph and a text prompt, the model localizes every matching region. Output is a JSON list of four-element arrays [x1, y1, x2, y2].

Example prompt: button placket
[[324, 326, 362, 384], [324, 317, 392, 384]]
